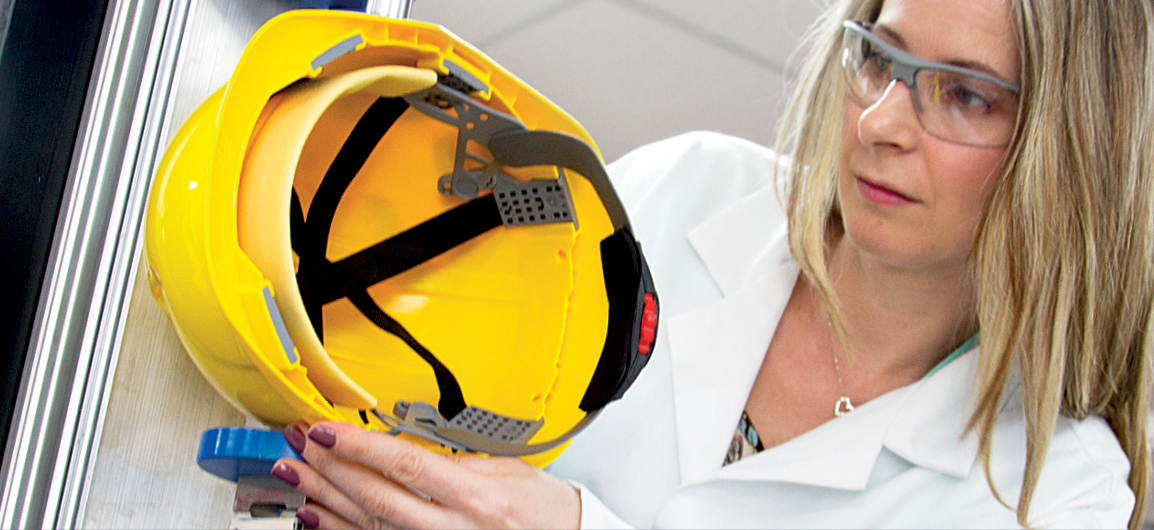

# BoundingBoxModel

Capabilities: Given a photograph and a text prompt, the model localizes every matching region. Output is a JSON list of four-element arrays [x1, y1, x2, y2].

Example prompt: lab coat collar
[[668, 183, 796, 486], [668, 181, 982, 490], [684, 183, 788, 298]]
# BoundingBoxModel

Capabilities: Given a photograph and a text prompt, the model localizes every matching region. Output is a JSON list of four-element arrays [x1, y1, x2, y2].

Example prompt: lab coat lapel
[[882, 346, 982, 478], [711, 345, 983, 489], [666, 183, 797, 486], [712, 381, 913, 490]]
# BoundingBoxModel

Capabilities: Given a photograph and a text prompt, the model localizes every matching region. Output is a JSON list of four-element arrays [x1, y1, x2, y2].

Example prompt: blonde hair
[[774, 0, 1154, 528]]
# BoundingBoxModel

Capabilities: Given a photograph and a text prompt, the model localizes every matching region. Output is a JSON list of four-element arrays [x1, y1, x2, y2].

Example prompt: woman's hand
[[272, 421, 581, 529]]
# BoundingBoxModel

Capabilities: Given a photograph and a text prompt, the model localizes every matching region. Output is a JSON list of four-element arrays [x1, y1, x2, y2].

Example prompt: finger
[[296, 502, 372, 530], [449, 453, 536, 477], [299, 427, 456, 529], [310, 422, 496, 511], [274, 458, 377, 529]]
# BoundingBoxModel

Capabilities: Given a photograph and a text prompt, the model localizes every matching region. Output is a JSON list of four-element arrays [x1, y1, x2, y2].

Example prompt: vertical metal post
[[364, 0, 412, 19], [0, 0, 178, 527], [0, 0, 15, 57]]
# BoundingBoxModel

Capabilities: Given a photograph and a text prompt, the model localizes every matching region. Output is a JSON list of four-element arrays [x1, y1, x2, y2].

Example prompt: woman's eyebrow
[[873, 24, 909, 50], [874, 22, 1009, 80]]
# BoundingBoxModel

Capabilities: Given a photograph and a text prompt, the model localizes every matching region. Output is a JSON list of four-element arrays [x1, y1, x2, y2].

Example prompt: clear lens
[[842, 27, 1018, 147], [842, 32, 892, 105]]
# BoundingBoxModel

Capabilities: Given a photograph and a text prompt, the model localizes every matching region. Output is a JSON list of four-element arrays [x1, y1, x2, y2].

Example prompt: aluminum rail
[[0, 0, 414, 527], [0, 0, 195, 527], [366, 0, 413, 19]]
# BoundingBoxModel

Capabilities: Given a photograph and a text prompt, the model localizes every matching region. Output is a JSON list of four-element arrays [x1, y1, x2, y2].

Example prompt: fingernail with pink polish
[[308, 425, 337, 449], [271, 462, 300, 488], [296, 507, 320, 529], [283, 424, 307, 455]]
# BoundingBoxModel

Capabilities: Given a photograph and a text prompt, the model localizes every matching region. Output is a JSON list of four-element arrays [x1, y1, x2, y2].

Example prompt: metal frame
[[0, 1, 413, 527], [0, 0, 14, 58], [0, 0, 194, 526], [366, 0, 412, 19]]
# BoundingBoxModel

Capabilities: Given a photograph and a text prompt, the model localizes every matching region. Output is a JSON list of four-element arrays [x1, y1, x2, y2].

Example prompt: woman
[[270, 0, 1154, 527]]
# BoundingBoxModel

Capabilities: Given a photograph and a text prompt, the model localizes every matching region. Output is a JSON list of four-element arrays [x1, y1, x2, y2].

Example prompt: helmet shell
[[144, 10, 624, 467]]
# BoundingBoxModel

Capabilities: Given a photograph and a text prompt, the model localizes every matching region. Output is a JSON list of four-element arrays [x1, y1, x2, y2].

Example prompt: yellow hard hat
[[144, 10, 658, 467]]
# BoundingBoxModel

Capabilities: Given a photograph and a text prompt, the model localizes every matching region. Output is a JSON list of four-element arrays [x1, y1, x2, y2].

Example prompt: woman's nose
[[857, 78, 921, 151]]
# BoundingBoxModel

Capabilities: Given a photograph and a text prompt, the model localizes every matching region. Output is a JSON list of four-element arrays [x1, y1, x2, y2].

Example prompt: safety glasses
[[841, 20, 1020, 147]]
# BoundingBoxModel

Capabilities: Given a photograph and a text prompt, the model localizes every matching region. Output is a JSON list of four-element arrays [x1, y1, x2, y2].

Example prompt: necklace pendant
[[835, 396, 854, 416]]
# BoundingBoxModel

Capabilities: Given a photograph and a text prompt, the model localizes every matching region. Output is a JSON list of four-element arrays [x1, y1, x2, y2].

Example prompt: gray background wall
[[409, 0, 827, 162]]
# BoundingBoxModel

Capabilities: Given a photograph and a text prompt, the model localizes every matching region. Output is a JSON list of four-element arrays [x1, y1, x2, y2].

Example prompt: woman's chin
[[838, 222, 949, 273]]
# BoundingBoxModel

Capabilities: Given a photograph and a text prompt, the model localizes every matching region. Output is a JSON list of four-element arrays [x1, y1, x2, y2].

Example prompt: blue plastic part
[[298, 0, 369, 11], [197, 427, 303, 482]]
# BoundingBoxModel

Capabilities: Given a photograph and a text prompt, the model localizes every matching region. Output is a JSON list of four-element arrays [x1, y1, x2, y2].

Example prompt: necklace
[[828, 317, 854, 416]]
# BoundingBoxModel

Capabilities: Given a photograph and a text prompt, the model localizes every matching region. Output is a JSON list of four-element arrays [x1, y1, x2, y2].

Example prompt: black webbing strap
[[297, 97, 410, 339], [346, 291, 466, 419], [292, 96, 504, 420], [299, 194, 503, 306]]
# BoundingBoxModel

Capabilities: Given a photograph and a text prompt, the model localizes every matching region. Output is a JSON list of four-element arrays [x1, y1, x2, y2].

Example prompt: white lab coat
[[547, 132, 1134, 529]]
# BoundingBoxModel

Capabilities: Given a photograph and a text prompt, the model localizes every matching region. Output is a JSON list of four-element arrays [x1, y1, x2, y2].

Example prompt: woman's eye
[[867, 50, 893, 73], [951, 86, 991, 108], [929, 73, 997, 113]]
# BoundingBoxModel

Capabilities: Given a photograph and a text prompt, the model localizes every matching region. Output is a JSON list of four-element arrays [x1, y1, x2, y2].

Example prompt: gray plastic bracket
[[404, 84, 524, 200], [403, 84, 576, 230]]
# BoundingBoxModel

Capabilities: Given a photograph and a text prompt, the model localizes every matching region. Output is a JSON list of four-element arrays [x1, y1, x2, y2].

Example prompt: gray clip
[[311, 34, 364, 71], [392, 400, 445, 429], [439, 60, 488, 95], [379, 401, 468, 451]]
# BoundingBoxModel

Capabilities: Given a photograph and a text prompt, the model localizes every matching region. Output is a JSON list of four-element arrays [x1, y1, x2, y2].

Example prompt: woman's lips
[[856, 176, 917, 206]]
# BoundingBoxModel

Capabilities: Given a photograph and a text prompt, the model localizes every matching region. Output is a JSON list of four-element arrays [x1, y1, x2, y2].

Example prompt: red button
[[638, 293, 657, 354]]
